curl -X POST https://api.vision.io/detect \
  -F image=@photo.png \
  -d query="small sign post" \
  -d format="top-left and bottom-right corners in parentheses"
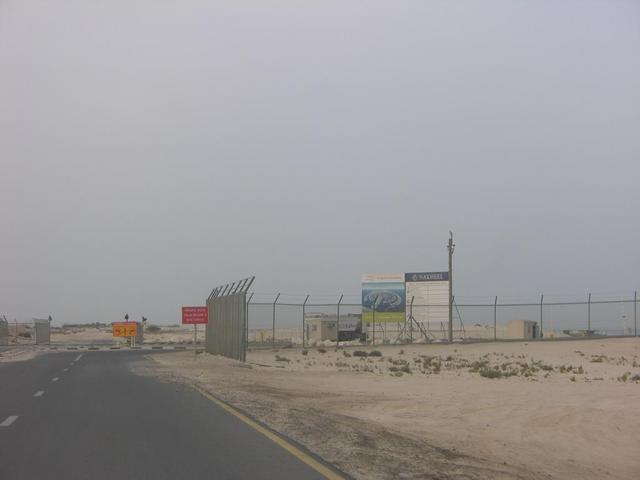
top-left (182, 307), bottom-right (208, 355)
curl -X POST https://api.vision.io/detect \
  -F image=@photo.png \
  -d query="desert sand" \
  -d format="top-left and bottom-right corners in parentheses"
top-left (0, 348), bottom-right (37, 364)
top-left (145, 338), bottom-right (640, 480)
top-left (49, 326), bottom-right (203, 344)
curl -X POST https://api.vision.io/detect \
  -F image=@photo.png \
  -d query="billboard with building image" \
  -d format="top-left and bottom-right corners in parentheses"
top-left (361, 273), bottom-right (406, 323)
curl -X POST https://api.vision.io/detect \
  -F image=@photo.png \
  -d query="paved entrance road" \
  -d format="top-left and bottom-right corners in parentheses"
top-left (0, 351), bottom-right (334, 480)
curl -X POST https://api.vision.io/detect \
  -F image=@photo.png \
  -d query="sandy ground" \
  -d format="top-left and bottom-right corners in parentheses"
top-left (142, 338), bottom-right (640, 480)
top-left (0, 348), bottom-right (38, 364)
top-left (49, 326), bottom-right (203, 344)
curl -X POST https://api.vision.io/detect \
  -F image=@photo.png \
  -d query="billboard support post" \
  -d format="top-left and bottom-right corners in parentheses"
top-left (447, 232), bottom-right (455, 343)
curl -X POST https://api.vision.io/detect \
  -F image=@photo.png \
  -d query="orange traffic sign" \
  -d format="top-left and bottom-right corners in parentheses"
top-left (112, 322), bottom-right (137, 337)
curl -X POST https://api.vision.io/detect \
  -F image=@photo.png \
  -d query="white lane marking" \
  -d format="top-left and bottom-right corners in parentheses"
top-left (63, 368), bottom-right (68, 372)
top-left (0, 416), bottom-right (18, 427)
top-left (52, 377), bottom-right (59, 382)
top-left (69, 362), bottom-right (74, 366)
top-left (34, 391), bottom-right (45, 397)
top-left (74, 354), bottom-right (83, 362)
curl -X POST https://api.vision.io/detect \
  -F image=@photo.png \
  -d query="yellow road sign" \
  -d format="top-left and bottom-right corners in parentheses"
top-left (112, 322), bottom-right (137, 337)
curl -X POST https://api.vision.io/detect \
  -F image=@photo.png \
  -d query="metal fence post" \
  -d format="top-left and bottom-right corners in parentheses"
top-left (451, 295), bottom-right (455, 341)
top-left (409, 296), bottom-right (414, 344)
top-left (272, 293), bottom-right (280, 349)
top-left (302, 294), bottom-right (309, 348)
top-left (540, 294), bottom-right (544, 339)
top-left (447, 232), bottom-right (455, 344)
top-left (588, 292), bottom-right (591, 331)
top-left (494, 296), bottom-right (498, 341)
top-left (246, 292), bottom-right (253, 354)
top-left (336, 294), bottom-right (343, 349)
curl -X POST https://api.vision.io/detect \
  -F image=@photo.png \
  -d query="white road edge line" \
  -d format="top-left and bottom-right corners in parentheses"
top-left (74, 354), bottom-right (83, 362)
top-left (0, 416), bottom-right (18, 427)
top-left (52, 377), bottom-right (59, 382)
top-left (34, 391), bottom-right (45, 397)
top-left (63, 368), bottom-right (68, 372)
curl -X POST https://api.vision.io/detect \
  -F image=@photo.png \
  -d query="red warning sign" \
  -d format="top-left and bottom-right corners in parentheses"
top-left (182, 306), bottom-right (208, 325)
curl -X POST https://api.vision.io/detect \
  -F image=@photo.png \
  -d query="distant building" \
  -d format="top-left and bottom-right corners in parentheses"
top-left (305, 313), bottom-right (362, 342)
top-left (0, 318), bottom-right (8, 346)
top-left (506, 320), bottom-right (539, 339)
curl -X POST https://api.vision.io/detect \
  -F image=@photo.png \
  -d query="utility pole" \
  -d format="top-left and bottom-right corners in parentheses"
top-left (447, 231), bottom-right (455, 343)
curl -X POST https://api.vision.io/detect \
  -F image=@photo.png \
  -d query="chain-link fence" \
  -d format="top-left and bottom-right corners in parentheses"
top-left (245, 292), bottom-right (639, 348)
top-left (0, 320), bottom-right (51, 346)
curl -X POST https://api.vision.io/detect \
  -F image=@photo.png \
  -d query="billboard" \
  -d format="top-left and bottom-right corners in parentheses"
top-left (405, 272), bottom-right (450, 325)
top-left (112, 322), bottom-right (137, 337)
top-left (182, 306), bottom-right (208, 325)
top-left (361, 273), bottom-right (406, 323)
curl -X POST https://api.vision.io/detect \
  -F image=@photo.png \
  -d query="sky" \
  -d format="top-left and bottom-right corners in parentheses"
top-left (1, 1), bottom-right (639, 325)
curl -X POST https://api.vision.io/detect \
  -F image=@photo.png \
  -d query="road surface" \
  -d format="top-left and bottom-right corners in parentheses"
top-left (0, 351), bottom-right (338, 479)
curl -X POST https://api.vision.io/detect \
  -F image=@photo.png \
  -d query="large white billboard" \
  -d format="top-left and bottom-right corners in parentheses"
top-left (405, 272), bottom-right (450, 325)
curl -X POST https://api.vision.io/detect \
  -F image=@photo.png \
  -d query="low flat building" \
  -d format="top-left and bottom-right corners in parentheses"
top-left (0, 319), bottom-right (8, 346)
top-left (305, 313), bottom-right (362, 342)
top-left (506, 319), bottom-right (539, 339)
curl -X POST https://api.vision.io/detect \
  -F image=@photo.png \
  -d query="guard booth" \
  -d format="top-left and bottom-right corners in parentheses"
top-left (134, 322), bottom-right (144, 344)
top-left (0, 318), bottom-right (8, 346)
top-left (506, 320), bottom-right (539, 340)
top-left (34, 320), bottom-right (51, 345)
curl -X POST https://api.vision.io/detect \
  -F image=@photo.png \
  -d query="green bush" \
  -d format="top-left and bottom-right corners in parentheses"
top-left (389, 364), bottom-right (412, 374)
top-left (469, 360), bottom-right (489, 372)
top-left (479, 368), bottom-right (503, 379)
top-left (145, 325), bottom-right (161, 333)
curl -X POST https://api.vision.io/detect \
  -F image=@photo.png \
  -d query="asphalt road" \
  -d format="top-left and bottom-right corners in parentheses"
top-left (0, 351), bottom-right (334, 480)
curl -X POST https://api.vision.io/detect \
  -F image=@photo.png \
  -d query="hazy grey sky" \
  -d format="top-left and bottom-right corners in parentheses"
top-left (1, 1), bottom-right (639, 324)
